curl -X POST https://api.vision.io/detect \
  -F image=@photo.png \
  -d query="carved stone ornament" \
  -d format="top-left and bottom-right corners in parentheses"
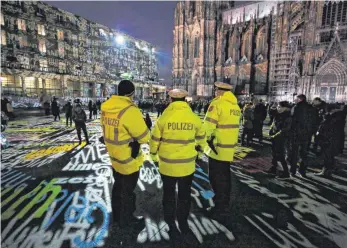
top-left (240, 55), bottom-right (248, 63)
top-left (225, 57), bottom-right (233, 65)
top-left (256, 54), bottom-right (264, 62)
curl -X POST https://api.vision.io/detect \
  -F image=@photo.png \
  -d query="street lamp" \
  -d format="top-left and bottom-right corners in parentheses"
top-left (116, 35), bottom-right (124, 44)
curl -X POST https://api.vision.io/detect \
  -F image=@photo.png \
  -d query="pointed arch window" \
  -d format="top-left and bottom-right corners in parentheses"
top-left (194, 37), bottom-right (199, 58)
top-left (184, 38), bottom-right (189, 58)
top-left (256, 28), bottom-right (267, 57)
top-left (243, 33), bottom-right (251, 58)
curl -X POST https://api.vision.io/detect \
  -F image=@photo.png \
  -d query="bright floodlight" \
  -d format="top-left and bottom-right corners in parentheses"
top-left (152, 47), bottom-right (155, 53)
top-left (116, 35), bottom-right (124, 44)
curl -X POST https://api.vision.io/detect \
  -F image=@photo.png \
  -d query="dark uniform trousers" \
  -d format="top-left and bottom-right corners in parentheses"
top-left (272, 137), bottom-right (289, 174)
top-left (208, 157), bottom-right (231, 210)
top-left (112, 170), bottom-right (139, 226)
top-left (161, 173), bottom-right (193, 231)
top-left (66, 114), bottom-right (72, 127)
top-left (75, 121), bottom-right (89, 143)
top-left (290, 138), bottom-right (310, 175)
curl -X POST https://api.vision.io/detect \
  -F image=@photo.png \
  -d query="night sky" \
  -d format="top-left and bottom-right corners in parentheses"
top-left (48, 1), bottom-right (177, 85)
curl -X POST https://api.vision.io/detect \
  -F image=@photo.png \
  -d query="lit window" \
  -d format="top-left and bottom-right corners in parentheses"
top-left (40, 59), bottom-right (48, 71)
top-left (18, 36), bottom-right (27, 47)
top-left (37, 7), bottom-right (44, 16)
top-left (1, 12), bottom-right (4, 26)
top-left (17, 19), bottom-right (26, 31)
top-left (58, 42), bottom-right (64, 57)
top-left (57, 30), bottom-right (64, 40)
top-left (99, 29), bottom-right (106, 37)
top-left (38, 40), bottom-right (46, 53)
top-left (73, 47), bottom-right (78, 57)
top-left (59, 62), bottom-right (66, 73)
top-left (37, 24), bottom-right (45, 36)
top-left (57, 15), bottom-right (63, 22)
top-left (24, 77), bottom-right (36, 89)
top-left (1, 30), bottom-right (6, 45)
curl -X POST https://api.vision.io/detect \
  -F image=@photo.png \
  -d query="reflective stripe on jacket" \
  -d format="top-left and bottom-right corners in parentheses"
top-left (101, 96), bottom-right (150, 175)
top-left (203, 91), bottom-right (241, 162)
top-left (150, 101), bottom-right (206, 177)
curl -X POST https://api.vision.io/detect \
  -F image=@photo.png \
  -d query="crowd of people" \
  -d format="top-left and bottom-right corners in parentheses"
top-left (2, 79), bottom-right (347, 246)
top-left (239, 96), bottom-right (346, 178)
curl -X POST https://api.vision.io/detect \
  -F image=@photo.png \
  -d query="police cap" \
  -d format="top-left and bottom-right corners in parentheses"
top-left (168, 89), bottom-right (188, 98)
top-left (214, 81), bottom-right (232, 91)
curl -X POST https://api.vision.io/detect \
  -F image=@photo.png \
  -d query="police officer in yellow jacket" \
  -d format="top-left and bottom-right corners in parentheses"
top-left (150, 89), bottom-right (206, 242)
top-left (101, 80), bottom-right (150, 227)
top-left (203, 82), bottom-right (241, 216)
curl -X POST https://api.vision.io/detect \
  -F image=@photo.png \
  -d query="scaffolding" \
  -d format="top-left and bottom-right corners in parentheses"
top-left (269, 19), bottom-right (299, 101)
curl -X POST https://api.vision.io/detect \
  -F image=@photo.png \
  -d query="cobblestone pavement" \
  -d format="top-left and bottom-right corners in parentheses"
top-left (1, 112), bottom-right (347, 248)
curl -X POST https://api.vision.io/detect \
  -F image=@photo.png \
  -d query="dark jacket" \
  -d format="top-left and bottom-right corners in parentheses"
top-left (51, 100), bottom-right (59, 115)
top-left (243, 106), bottom-right (254, 129)
top-left (270, 111), bottom-right (292, 139)
top-left (317, 111), bottom-right (340, 155)
top-left (88, 100), bottom-right (93, 111)
top-left (313, 101), bottom-right (327, 129)
top-left (92, 103), bottom-right (98, 115)
top-left (65, 102), bottom-right (73, 116)
top-left (72, 106), bottom-right (87, 123)
top-left (291, 101), bottom-right (316, 141)
top-left (254, 103), bottom-right (267, 122)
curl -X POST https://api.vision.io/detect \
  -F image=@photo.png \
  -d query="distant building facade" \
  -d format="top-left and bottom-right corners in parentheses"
top-left (173, 1), bottom-right (347, 102)
top-left (1, 1), bottom-right (166, 99)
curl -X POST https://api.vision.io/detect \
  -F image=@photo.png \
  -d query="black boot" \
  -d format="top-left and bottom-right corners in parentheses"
top-left (266, 166), bottom-right (277, 175)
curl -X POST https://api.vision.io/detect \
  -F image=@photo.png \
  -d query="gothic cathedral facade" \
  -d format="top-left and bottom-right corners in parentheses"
top-left (172, 1), bottom-right (347, 102)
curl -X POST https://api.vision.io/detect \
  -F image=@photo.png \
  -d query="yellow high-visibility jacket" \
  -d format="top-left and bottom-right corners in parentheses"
top-left (150, 101), bottom-right (207, 177)
top-left (101, 96), bottom-right (150, 175)
top-left (203, 91), bottom-right (241, 162)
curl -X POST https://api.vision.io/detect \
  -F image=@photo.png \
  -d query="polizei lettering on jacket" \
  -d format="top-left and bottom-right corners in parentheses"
top-left (230, 109), bottom-right (241, 116)
top-left (167, 122), bottom-right (194, 130)
top-left (103, 117), bottom-right (119, 127)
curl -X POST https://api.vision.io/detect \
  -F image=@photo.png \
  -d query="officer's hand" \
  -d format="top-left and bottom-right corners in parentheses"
top-left (129, 141), bottom-right (140, 159)
top-left (150, 153), bottom-right (159, 162)
top-left (195, 145), bottom-right (202, 152)
top-left (99, 136), bottom-right (105, 144)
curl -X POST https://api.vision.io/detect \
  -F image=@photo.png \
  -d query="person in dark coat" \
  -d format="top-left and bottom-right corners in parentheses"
top-left (51, 97), bottom-right (60, 121)
top-left (92, 102), bottom-right (98, 119)
top-left (289, 94), bottom-right (316, 177)
top-left (1, 98), bottom-right (9, 114)
top-left (155, 101), bottom-right (162, 117)
top-left (267, 101), bottom-right (292, 178)
top-left (311, 97), bottom-right (327, 152)
top-left (96, 100), bottom-right (102, 111)
top-left (268, 102), bottom-right (277, 125)
top-left (88, 100), bottom-right (93, 120)
top-left (315, 104), bottom-right (341, 177)
top-left (204, 101), bottom-right (209, 114)
top-left (241, 103), bottom-right (254, 146)
top-left (72, 103), bottom-right (90, 145)
top-left (334, 104), bottom-right (347, 154)
top-left (253, 99), bottom-right (267, 143)
top-left (65, 100), bottom-right (73, 127)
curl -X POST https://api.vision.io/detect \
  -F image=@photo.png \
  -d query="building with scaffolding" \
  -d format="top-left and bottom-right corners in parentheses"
top-left (1, 1), bottom-right (166, 100)
top-left (173, 1), bottom-right (347, 102)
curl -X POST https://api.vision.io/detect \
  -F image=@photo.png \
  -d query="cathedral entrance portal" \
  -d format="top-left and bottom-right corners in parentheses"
top-left (315, 59), bottom-right (347, 102)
